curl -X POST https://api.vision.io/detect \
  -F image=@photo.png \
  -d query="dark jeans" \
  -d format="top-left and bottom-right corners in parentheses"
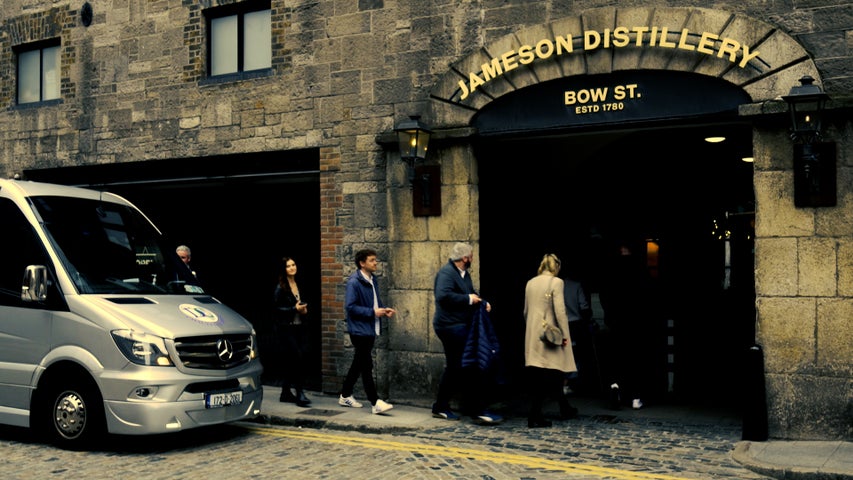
top-left (434, 324), bottom-right (486, 415)
top-left (341, 334), bottom-right (378, 404)
top-left (568, 320), bottom-right (598, 394)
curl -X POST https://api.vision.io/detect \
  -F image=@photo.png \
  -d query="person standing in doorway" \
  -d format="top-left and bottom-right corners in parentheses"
top-left (563, 268), bottom-right (596, 396)
top-left (339, 248), bottom-right (395, 415)
top-left (524, 253), bottom-right (579, 428)
top-left (431, 242), bottom-right (503, 425)
top-left (273, 256), bottom-right (311, 407)
top-left (175, 244), bottom-right (204, 290)
top-left (176, 245), bottom-right (197, 279)
top-left (600, 242), bottom-right (652, 410)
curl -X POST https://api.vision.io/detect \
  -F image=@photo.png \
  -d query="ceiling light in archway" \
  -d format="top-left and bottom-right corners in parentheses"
top-left (705, 136), bottom-right (726, 143)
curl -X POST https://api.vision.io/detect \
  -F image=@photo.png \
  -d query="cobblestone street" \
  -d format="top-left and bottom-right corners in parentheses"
top-left (0, 393), bottom-right (772, 480)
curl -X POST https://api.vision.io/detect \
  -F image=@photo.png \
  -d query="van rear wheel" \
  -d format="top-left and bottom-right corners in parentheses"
top-left (44, 376), bottom-right (105, 450)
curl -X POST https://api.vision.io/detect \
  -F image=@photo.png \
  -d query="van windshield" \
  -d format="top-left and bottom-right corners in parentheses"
top-left (31, 196), bottom-right (203, 295)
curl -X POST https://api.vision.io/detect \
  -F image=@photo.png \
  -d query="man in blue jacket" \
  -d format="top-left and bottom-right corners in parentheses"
top-left (339, 248), bottom-right (395, 415)
top-left (431, 242), bottom-right (503, 425)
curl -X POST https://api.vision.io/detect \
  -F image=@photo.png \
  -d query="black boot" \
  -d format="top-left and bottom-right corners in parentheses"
top-left (528, 417), bottom-right (552, 428)
top-left (295, 389), bottom-right (311, 407)
top-left (279, 388), bottom-right (297, 403)
top-left (609, 383), bottom-right (622, 410)
top-left (559, 397), bottom-right (578, 420)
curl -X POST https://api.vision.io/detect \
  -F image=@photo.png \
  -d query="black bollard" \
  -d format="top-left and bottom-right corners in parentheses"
top-left (742, 344), bottom-right (769, 441)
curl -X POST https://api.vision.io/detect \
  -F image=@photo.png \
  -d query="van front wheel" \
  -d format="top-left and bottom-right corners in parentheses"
top-left (44, 376), bottom-right (105, 450)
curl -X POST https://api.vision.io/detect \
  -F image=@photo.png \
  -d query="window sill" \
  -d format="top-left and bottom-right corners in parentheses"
top-left (199, 68), bottom-right (274, 86)
top-left (13, 99), bottom-right (62, 110)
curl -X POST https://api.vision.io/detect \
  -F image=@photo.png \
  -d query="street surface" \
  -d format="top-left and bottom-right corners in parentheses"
top-left (0, 410), bottom-right (771, 479)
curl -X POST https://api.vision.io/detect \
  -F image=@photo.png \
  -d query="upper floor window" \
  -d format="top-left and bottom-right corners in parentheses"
top-left (207, 3), bottom-right (271, 77)
top-left (16, 40), bottom-right (61, 104)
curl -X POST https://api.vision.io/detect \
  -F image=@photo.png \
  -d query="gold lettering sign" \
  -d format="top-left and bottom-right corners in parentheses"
top-left (457, 27), bottom-right (760, 100)
top-left (565, 84), bottom-right (639, 115)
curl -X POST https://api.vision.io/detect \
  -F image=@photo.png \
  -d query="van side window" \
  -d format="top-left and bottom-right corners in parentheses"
top-left (0, 198), bottom-right (53, 307)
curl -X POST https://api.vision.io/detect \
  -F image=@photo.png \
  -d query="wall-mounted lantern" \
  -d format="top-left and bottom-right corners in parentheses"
top-left (395, 115), bottom-right (431, 167)
top-left (395, 116), bottom-right (440, 216)
top-left (782, 75), bottom-right (835, 207)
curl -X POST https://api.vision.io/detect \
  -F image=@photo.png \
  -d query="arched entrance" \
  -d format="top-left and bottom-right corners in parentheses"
top-left (470, 69), bottom-right (755, 407)
top-left (422, 5), bottom-right (819, 409)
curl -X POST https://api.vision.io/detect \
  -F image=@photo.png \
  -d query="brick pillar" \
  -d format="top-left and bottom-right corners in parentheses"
top-left (319, 147), bottom-right (344, 393)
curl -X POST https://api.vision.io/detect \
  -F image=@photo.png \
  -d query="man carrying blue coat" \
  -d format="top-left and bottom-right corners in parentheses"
top-left (431, 242), bottom-right (503, 425)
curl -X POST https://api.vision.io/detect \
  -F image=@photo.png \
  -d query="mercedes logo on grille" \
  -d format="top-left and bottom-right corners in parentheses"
top-left (216, 339), bottom-right (234, 362)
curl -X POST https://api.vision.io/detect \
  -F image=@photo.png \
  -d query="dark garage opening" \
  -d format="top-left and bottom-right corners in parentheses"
top-left (25, 149), bottom-right (323, 389)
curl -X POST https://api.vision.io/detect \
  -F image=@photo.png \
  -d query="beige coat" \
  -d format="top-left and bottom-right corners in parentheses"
top-left (524, 273), bottom-right (578, 373)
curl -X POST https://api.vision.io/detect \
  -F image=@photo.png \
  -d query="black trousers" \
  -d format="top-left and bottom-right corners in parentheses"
top-left (277, 322), bottom-right (308, 392)
top-left (341, 334), bottom-right (379, 404)
top-left (526, 366), bottom-right (567, 421)
top-left (434, 324), bottom-right (487, 415)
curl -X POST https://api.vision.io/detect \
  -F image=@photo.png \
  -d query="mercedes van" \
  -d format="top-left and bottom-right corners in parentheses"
top-left (0, 179), bottom-right (263, 448)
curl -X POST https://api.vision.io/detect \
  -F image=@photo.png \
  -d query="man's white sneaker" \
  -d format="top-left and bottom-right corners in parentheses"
top-left (632, 398), bottom-right (644, 410)
top-left (338, 395), bottom-right (363, 408)
top-left (372, 399), bottom-right (394, 414)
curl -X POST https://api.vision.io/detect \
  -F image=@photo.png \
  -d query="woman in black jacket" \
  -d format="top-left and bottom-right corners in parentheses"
top-left (273, 256), bottom-right (311, 407)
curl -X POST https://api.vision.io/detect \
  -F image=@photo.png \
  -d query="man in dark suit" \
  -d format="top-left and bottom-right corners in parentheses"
top-left (176, 245), bottom-right (196, 278)
top-left (431, 242), bottom-right (502, 425)
top-left (175, 244), bottom-right (206, 291)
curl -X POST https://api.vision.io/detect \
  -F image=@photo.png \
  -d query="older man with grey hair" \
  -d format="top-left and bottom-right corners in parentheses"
top-left (431, 242), bottom-right (502, 425)
top-left (176, 245), bottom-right (197, 279)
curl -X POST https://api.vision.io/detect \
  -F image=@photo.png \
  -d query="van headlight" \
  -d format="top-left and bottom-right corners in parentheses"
top-left (111, 330), bottom-right (174, 366)
top-left (251, 329), bottom-right (259, 360)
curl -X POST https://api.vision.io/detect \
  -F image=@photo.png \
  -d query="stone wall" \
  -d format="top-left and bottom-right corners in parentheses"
top-left (385, 143), bottom-right (483, 400)
top-left (751, 105), bottom-right (853, 440)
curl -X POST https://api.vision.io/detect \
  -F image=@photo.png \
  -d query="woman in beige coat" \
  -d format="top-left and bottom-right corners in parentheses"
top-left (524, 253), bottom-right (579, 427)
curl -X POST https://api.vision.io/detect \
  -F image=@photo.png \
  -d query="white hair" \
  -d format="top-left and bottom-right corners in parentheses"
top-left (449, 242), bottom-right (473, 261)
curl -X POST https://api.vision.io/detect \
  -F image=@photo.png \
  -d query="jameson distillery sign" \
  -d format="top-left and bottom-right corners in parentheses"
top-left (456, 26), bottom-right (760, 101)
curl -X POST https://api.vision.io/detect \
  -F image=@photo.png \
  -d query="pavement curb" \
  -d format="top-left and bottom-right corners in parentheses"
top-left (733, 442), bottom-right (790, 480)
top-left (733, 441), bottom-right (853, 480)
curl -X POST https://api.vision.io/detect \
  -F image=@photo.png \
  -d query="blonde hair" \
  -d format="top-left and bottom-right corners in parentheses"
top-left (537, 253), bottom-right (561, 275)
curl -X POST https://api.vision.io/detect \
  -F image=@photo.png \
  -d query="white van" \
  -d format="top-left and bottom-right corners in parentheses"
top-left (0, 179), bottom-right (263, 449)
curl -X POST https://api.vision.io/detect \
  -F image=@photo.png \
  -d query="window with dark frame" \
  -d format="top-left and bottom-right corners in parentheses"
top-left (16, 39), bottom-right (61, 105)
top-left (206, 2), bottom-right (272, 78)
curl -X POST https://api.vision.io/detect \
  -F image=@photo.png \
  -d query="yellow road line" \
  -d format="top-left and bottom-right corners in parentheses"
top-left (245, 425), bottom-right (694, 480)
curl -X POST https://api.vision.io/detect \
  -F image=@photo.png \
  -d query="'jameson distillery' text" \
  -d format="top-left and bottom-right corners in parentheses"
top-left (457, 26), bottom-right (761, 100)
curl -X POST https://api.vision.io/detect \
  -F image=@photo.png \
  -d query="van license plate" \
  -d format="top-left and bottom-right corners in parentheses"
top-left (205, 390), bottom-right (243, 409)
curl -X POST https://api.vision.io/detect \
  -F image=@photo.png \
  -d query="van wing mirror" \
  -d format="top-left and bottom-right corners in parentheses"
top-left (21, 265), bottom-right (48, 302)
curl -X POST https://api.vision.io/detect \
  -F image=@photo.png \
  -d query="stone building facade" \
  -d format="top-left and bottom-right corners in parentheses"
top-left (1, 0), bottom-right (851, 440)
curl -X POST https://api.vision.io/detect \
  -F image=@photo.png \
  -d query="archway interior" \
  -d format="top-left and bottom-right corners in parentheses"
top-left (477, 122), bottom-right (755, 409)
